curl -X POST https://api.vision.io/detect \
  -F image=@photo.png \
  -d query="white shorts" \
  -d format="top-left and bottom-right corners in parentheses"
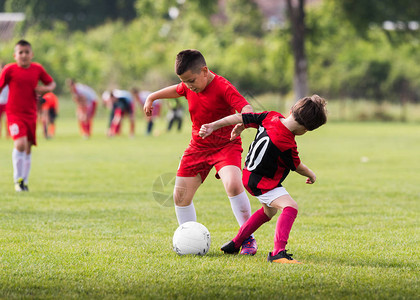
top-left (256, 187), bottom-right (289, 207)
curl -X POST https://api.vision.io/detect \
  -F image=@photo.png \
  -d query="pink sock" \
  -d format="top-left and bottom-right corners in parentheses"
top-left (232, 207), bottom-right (271, 248)
top-left (272, 206), bottom-right (298, 256)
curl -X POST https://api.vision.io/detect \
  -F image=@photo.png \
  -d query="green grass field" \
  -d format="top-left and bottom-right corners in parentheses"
top-left (0, 100), bottom-right (419, 299)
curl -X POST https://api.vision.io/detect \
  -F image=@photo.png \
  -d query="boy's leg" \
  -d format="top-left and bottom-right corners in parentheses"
top-left (23, 142), bottom-right (33, 188)
top-left (12, 137), bottom-right (28, 191)
top-left (270, 195), bottom-right (298, 256)
top-left (218, 165), bottom-right (252, 226)
top-left (84, 102), bottom-right (95, 137)
top-left (231, 206), bottom-right (274, 247)
top-left (174, 175), bottom-right (202, 225)
top-left (219, 165), bottom-right (260, 255)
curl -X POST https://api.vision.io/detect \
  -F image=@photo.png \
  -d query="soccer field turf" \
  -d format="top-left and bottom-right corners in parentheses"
top-left (0, 108), bottom-right (418, 299)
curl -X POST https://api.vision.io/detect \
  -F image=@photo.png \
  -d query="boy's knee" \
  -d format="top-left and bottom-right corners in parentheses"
top-left (224, 181), bottom-right (244, 197)
top-left (286, 201), bottom-right (298, 211)
top-left (173, 187), bottom-right (191, 207)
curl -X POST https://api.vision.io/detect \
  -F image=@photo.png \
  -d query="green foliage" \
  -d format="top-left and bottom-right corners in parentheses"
top-left (224, 0), bottom-right (264, 37)
top-left (307, 0), bottom-right (420, 102)
top-left (3, 0), bottom-right (137, 31)
top-left (1, 0), bottom-right (419, 102)
top-left (336, 0), bottom-right (420, 34)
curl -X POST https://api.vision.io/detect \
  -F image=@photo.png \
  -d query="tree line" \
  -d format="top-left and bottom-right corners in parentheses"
top-left (0, 0), bottom-right (419, 103)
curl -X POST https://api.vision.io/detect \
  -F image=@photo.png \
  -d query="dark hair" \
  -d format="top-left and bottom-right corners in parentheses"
top-left (175, 49), bottom-right (206, 75)
top-left (291, 94), bottom-right (327, 131)
top-left (15, 39), bottom-right (32, 48)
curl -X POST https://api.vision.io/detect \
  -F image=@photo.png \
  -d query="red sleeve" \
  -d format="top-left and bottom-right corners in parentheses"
top-left (292, 148), bottom-right (301, 170)
top-left (37, 64), bottom-right (53, 85)
top-left (224, 84), bottom-right (250, 112)
top-left (0, 64), bottom-right (12, 89)
top-left (176, 82), bottom-right (187, 96)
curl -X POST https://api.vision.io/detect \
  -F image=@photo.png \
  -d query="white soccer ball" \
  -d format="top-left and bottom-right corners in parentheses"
top-left (173, 221), bottom-right (211, 256)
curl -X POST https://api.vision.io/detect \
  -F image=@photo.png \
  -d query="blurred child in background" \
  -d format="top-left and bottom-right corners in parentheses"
top-left (39, 92), bottom-right (59, 139)
top-left (67, 79), bottom-right (97, 138)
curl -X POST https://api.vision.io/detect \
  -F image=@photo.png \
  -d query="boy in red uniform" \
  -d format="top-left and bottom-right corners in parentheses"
top-left (39, 92), bottom-right (59, 139)
top-left (144, 49), bottom-right (258, 255)
top-left (199, 95), bottom-right (327, 263)
top-left (0, 40), bottom-right (56, 191)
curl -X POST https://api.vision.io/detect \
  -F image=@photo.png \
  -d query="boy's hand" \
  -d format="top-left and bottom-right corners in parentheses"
top-left (199, 124), bottom-right (214, 139)
top-left (143, 98), bottom-right (154, 117)
top-left (35, 85), bottom-right (49, 96)
top-left (230, 123), bottom-right (244, 140)
top-left (306, 177), bottom-right (316, 184)
top-left (306, 172), bottom-right (316, 184)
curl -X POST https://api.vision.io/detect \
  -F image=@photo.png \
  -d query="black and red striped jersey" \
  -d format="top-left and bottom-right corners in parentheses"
top-left (241, 111), bottom-right (301, 196)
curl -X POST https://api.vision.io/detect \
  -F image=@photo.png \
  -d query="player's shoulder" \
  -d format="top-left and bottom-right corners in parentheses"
top-left (262, 111), bottom-right (285, 124)
top-left (30, 62), bottom-right (45, 69)
top-left (2, 63), bottom-right (17, 71)
top-left (213, 73), bottom-right (233, 88)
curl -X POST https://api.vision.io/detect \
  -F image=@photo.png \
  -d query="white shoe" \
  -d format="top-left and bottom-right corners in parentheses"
top-left (15, 178), bottom-right (25, 192)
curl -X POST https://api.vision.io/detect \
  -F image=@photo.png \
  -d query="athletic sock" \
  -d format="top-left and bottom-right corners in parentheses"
top-left (147, 121), bottom-right (153, 135)
top-left (232, 207), bottom-right (271, 248)
top-left (175, 202), bottom-right (197, 225)
top-left (272, 206), bottom-right (298, 256)
top-left (12, 149), bottom-right (25, 182)
top-left (23, 153), bottom-right (31, 184)
top-left (228, 191), bottom-right (252, 227)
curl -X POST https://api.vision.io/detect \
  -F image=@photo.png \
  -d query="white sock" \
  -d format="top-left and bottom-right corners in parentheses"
top-left (12, 149), bottom-right (25, 182)
top-left (229, 191), bottom-right (252, 226)
top-left (175, 202), bottom-right (197, 225)
top-left (23, 153), bottom-right (31, 184)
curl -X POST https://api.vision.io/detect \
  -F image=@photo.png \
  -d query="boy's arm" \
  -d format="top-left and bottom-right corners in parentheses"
top-left (199, 113), bottom-right (243, 139)
top-left (229, 104), bottom-right (253, 139)
top-left (35, 81), bottom-right (56, 96)
top-left (241, 104), bottom-right (253, 113)
top-left (144, 85), bottom-right (179, 117)
top-left (295, 162), bottom-right (316, 184)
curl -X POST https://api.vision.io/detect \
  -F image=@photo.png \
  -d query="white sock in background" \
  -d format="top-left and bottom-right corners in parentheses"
top-left (229, 191), bottom-right (252, 226)
top-left (23, 153), bottom-right (31, 184)
top-left (175, 202), bottom-right (197, 225)
top-left (12, 149), bottom-right (25, 182)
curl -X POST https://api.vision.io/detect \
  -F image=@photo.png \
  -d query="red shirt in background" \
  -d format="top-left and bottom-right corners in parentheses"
top-left (0, 62), bottom-right (53, 119)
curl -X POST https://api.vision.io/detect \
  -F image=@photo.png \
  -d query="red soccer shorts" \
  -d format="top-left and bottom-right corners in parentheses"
top-left (7, 114), bottom-right (37, 145)
top-left (177, 141), bottom-right (243, 182)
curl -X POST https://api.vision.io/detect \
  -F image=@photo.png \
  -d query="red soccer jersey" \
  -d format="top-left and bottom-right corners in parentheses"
top-left (241, 111), bottom-right (301, 196)
top-left (176, 72), bottom-right (249, 148)
top-left (41, 92), bottom-right (58, 111)
top-left (0, 62), bottom-right (53, 118)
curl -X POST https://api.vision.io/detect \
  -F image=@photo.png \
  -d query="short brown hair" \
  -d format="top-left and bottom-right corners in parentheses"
top-left (16, 39), bottom-right (31, 48)
top-left (175, 49), bottom-right (206, 75)
top-left (291, 94), bottom-right (327, 131)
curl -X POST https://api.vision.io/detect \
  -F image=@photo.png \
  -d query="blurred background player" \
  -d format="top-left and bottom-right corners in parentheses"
top-left (0, 39), bottom-right (56, 192)
top-left (133, 88), bottom-right (161, 135)
top-left (0, 83), bottom-right (9, 138)
top-left (67, 79), bottom-right (97, 138)
top-left (167, 98), bottom-right (183, 132)
top-left (38, 92), bottom-right (59, 139)
top-left (104, 89), bottom-right (135, 137)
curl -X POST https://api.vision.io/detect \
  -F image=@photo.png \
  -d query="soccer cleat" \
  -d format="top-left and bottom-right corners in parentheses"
top-left (220, 240), bottom-right (240, 254)
top-left (267, 250), bottom-right (303, 264)
top-left (14, 178), bottom-right (25, 192)
top-left (240, 236), bottom-right (258, 255)
top-left (23, 184), bottom-right (29, 191)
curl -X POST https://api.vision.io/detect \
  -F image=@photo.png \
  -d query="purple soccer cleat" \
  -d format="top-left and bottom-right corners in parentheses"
top-left (240, 236), bottom-right (257, 255)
